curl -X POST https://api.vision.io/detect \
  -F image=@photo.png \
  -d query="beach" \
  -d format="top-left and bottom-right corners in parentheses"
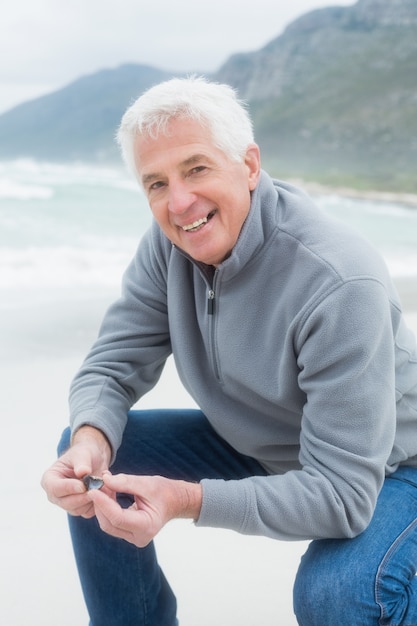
top-left (1, 280), bottom-right (417, 626)
top-left (0, 288), bottom-right (307, 626)
top-left (1, 161), bottom-right (417, 625)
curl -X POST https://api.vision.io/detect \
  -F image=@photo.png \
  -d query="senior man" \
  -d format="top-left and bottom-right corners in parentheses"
top-left (42, 76), bottom-right (417, 626)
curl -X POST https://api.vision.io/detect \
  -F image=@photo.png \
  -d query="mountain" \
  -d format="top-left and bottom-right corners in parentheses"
top-left (215, 0), bottom-right (417, 191)
top-left (0, 0), bottom-right (416, 192)
top-left (0, 64), bottom-right (179, 162)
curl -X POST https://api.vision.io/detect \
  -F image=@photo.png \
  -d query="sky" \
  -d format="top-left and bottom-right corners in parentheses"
top-left (0, 0), bottom-right (355, 114)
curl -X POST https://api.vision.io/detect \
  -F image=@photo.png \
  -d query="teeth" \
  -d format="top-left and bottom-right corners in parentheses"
top-left (182, 217), bottom-right (208, 231)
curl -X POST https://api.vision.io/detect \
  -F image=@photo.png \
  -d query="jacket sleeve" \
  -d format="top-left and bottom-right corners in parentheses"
top-left (69, 228), bottom-right (172, 461)
top-left (197, 278), bottom-right (398, 540)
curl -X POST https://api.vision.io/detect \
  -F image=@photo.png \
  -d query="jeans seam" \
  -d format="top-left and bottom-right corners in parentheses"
top-left (375, 515), bottom-right (417, 625)
top-left (136, 548), bottom-right (149, 626)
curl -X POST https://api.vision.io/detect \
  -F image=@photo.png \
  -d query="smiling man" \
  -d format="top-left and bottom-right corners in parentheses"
top-left (42, 76), bottom-right (417, 626)
top-left (135, 117), bottom-right (260, 267)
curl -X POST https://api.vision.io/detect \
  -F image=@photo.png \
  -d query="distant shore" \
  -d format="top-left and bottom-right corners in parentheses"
top-left (291, 179), bottom-right (417, 209)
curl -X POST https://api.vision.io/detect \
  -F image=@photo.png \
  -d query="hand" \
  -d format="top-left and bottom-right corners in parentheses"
top-left (88, 472), bottom-right (202, 547)
top-left (41, 426), bottom-right (112, 518)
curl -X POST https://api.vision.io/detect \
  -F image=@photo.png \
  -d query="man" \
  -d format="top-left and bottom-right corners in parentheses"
top-left (42, 76), bottom-right (417, 625)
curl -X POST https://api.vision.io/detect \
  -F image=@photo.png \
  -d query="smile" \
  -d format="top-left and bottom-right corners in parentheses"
top-left (181, 211), bottom-right (216, 233)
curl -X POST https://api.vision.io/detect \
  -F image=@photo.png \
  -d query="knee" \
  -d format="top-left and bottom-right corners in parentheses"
top-left (57, 427), bottom-right (71, 457)
top-left (293, 540), bottom-right (378, 626)
top-left (293, 548), bottom-right (344, 626)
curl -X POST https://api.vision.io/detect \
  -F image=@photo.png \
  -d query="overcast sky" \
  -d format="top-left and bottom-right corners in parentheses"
top-left (0, 0), bottom-right (355, 114)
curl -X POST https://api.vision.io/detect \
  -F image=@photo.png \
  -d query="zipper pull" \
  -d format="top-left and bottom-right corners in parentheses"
top-left (207, 289), bottom-right (215, 315)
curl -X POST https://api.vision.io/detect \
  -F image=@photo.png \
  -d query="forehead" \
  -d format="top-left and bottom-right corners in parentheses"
top-left (134, 118), bottom-right (223, 174)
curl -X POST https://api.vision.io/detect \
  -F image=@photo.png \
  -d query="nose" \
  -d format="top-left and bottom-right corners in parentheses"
top-left (167, 181), bottom-right (197, 215)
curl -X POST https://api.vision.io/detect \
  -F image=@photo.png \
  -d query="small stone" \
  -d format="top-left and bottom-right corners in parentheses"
top-left (82, 474), bottom-right (104, 490)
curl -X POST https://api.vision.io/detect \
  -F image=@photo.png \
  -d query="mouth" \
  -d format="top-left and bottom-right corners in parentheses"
top-left (181, 210), bottom-right (216, 233)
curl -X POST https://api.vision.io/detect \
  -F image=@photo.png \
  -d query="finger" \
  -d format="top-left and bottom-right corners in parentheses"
top-left (90, 489), bottom-right (128, 526)
top-left (41, 463), bottom-right (77, 488)
top-left (90, 491), bottom-right (135, 539)
top-left (102, 472), bottom-right (140, 493)
top-left (101, 473), bottom-right (154, 506)
top-left (42, 465), bottom-right (92, 513)
top-left (60, 492), bottom-right (94, 515)
top-left (73, 456), bottom-right (96, 480)
top-left (43, 474), bottom-right (85, 503)
top-left (91, 489), bottom-right (153, 541)
top-left (71, 501), bottom-right (96, 518)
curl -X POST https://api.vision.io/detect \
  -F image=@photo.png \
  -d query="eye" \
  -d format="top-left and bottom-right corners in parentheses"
top-left (148, 180), bottom-right (166, 192)
top-left (188, 165), bottom-right (207, 176)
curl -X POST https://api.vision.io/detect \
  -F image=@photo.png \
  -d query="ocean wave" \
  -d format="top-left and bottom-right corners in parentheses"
top-left (0, 158), bottom-right (139, 192)
top-left (383, 254), bottom-right (417, 279)
top-left (1, 158), bottom-right (416, 287)
top-left (1, 242), bottom-right (416, 293)
top-left (0, 178), bottom-right (54, 200)
top-left (0, 245), bottom-right (134, 289)
top-left (317, 193), bottom-right (417, 220)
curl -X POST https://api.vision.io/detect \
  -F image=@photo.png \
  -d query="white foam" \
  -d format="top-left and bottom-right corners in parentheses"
top-left (384, 254), bottom-right (417, 278)
top-left (0, 178), bottom-right (54, 200)
top-left (0, 158), bottom-right (139, 192)
top-left (0, 244), bottom-right (133, 289)
top-left (0, 159), bottom-right (416, 288)
top-left (1, 240), bottom-right (415, 293)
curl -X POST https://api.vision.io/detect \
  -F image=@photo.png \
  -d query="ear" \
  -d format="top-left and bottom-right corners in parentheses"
top-left (244, 144), bottom-right (261, 191)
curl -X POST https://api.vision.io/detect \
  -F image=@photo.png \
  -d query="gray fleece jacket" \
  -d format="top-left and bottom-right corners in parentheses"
top-left (70, 171), bottom-right (417, 541)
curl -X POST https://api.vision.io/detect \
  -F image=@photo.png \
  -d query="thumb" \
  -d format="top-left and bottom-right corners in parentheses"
top-left (102, 472), bottom-right (135, 493)
top-left (71, 447), bottom-right (94, 480)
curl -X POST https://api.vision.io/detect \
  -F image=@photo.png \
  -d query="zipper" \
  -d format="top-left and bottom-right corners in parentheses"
top-left (207, 289), bottom-right (215, 315)
top-left (172, 246), bottom-right (221, 380)
top-left (207, 274), bottom-right (221, 381)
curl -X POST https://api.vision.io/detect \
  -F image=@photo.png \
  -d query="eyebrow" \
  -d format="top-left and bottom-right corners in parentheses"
top-left (141, 171), bottom-right (162, 186)
top-left (141, 153), bottom-right (214, 186)
top-left (181, 153), bottom-right (212, 168)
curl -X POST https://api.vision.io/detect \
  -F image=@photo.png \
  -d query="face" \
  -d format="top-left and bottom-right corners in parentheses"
top-left (134, 118), bottom-right (260, 266)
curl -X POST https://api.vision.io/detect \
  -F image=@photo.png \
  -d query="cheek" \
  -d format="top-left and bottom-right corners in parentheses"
top-left (150, 202), bottom-right (167, 226)
top-left (228, 192), bottom-right (251, 230)
top-left (150, 206), bottom-right (179, 242)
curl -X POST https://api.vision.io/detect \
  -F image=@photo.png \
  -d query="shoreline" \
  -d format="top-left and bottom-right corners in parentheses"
top-left (4, 158), bottom-right (417, 208)
top-left (290, 179), bottom-right (417, 208)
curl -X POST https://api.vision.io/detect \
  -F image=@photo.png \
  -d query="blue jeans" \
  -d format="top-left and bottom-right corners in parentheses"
top-left (294, 465), bottom-right (417, 626)
top-left (59, 409), bottom-right (417, 625)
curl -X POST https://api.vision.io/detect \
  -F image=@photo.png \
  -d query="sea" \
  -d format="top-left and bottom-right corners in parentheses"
top-left (1, 158), bottom-right (417, 359)
top-left (0, 159), bottom-right (151, 292)
top-left (1, 158), bottom-right (416, 626)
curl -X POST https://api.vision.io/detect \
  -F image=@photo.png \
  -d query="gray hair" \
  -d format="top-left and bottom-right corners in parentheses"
top-left (116, 76), bottom-right (255, 177)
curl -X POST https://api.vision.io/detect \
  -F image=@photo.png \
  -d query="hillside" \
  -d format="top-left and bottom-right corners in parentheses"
top-left (0, 0), bottom-right (416, 192)
top-left (215, 0), bottom-right (417, 191)
top-left (0, 64), bottom-right (178, 161)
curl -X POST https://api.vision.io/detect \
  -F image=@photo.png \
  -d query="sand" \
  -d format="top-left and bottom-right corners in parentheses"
top-left (1, 281), bottom-right (416, 626)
